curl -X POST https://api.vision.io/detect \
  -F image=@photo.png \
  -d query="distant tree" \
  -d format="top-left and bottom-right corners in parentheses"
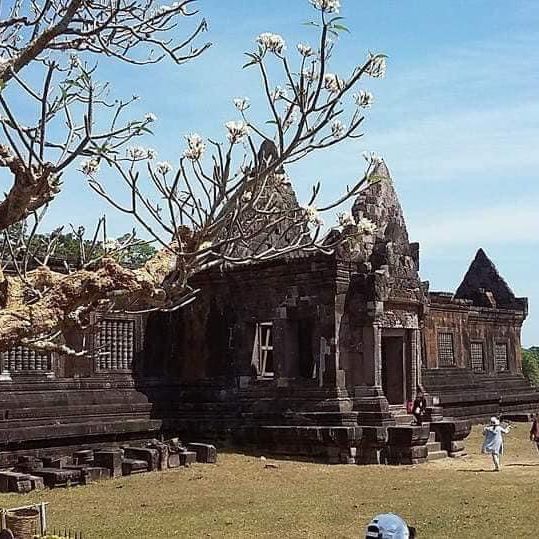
top-left (522, 347), bottom-right (539, 386)
top-left (0, 0), bottom-right (386, 355)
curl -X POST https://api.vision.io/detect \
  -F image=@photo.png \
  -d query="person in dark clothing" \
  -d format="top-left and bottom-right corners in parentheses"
top-left (411, 390), bottom-right (427, 425)
top-left (530, 413), bottom-right (539, 454)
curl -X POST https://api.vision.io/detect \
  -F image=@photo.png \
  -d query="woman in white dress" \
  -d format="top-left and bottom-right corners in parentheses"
top-left (482, 416), bottom-right (511, 471)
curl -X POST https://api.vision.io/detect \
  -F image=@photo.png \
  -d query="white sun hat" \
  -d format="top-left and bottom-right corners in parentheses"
top-left (490, 416), bottom-right (500, 426)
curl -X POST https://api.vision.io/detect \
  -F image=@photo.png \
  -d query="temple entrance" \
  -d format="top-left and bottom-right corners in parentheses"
top-left (381, 335), bottom-right (406, 405)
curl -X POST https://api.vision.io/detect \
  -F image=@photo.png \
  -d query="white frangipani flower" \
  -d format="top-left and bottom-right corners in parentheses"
top-left (225, 121), bottom-right (250, 144)
top-left (365, 54), bottom-right (387, 79)
top-left (303, 205), bottom-right (324, 226)
top-left (127, 146), bottom-right (148, 160)
top-left (156, 161), bottom-right (173, 175)
top-left (271, 86), bottom-right (288, 101)
top-left (242, 191), bottom-right (253, 203)
top-left (356, 217), bottom-right (377, 235)
top-left (183, 133), bottom-right (206, 160)
top-left (310, 0), bottom-right (340, 14)
top-left (256, 32), bottom-right (286, 54)
top-left (331, 120), bottom-right (346, 138)
top-left (198, 241), bottom-right (212, 252)
top-left (157, 4), bottom-right (171, 14)
top-left (80, 158), bottom-right (100, 176)
top-left (233, 97), bottom-right (250, 112)
top-left (297, 43), bottom-right (313, 57)
top-left (302, 68), bottom-right (319, 82)
top-left (338, 211), bottom-right (356, 228)
top-left (362, 151), bottom-right (384, 167)
top-left (283, 105), bottom-right (297, 129)
top-left (354, 90), bottom-right (374, 109)
top-left (144, 112), bottom-right (157, 122)
top-left (323, 73), bottom-right (344, 93)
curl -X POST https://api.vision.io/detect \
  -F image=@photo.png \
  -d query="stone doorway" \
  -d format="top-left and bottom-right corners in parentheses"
top-left (381, 335), bottom-right (406, 405)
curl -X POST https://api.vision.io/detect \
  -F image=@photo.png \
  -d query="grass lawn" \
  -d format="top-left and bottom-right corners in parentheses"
top-left (1, 424), bottom-right (539, 538)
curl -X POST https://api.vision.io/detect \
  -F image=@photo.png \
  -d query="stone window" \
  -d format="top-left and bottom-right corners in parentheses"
top-left (253, 322), bottom-right (274, 377)
top-left (470, 342), bottom-right (485, 373)
top-left (1, 346), bottom-right (52, 373)
top-left (437, 332), bottom-right (455, 366)
top-left (495, 342), bottom-right (509, 372)
top-left (95, 318), bottom-right (136, 371)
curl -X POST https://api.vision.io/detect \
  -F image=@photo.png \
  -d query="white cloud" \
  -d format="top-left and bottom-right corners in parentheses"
top-left (409, 203), bottom-right (539, 251)
top-left (366, 100), bottom-right (539, 182)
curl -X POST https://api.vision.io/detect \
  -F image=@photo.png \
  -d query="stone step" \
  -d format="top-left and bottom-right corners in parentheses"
top-left (427, 450), bottom-right (448, 461)
top-left (394, 414), bottom-right (415, 425)
top-left (426, 441), bottom-right (441, 453)
top-left (121, 458), bottom-right (149, 475)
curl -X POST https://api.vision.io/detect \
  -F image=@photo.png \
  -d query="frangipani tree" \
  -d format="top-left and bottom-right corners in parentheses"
top-left (0, 0), bottom-right (386, 355)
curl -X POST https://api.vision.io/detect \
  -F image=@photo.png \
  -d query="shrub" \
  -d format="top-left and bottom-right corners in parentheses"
top-left (522, 347), bottom-right (539, 386)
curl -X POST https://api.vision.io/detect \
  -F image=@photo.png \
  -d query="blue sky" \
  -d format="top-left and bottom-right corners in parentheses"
top-left (38, 0), bottom-right (538, 344)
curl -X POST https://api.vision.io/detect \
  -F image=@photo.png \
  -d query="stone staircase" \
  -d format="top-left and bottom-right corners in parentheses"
top-left (426, 430), bottom-right (448, 461)
top-left (389, 405), bottom-right (414, 425)
top-left (389, 406), bottom-right (450, 462)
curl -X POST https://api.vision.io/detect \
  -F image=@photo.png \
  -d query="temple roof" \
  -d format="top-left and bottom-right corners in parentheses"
top-left (352, 160), bottom-right (411, 251)
top-left (454, 248), bottom-right (518, 308)
top-left (217, 141), bottom-right (307, 260)
top-left (349, 160), bottom-right (424, 303)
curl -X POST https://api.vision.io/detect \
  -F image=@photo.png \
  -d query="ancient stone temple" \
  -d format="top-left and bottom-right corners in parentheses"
top-left (0, 160), bottom-right (534, 465)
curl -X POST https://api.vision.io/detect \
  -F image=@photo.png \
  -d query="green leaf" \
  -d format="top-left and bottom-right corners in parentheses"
top-left (332, 23), bottom-right (350, 33)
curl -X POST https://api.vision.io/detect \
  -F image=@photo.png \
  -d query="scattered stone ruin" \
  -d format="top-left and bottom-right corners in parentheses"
top-left (0, 156), bottom-right (534, 466)
top-left (0, 441), bottom-right (217, 493)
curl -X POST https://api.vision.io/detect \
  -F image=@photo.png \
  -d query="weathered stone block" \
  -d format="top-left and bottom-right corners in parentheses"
top-left (122, 458), bottom-right (148, 475)
top-left (32, 467), bottom-right (82, 488)
top-left (167, 453), bottom-right (180, 468)
top-left (73, 449), bottom-right (94, 465)
top-left (15, 456), bottom-right (43, 473)
top-left (387, 425), bottom-right (430, 446)
top-left (94, 448), bottom-right (123, 478)
top-left (179, 451), bottom-right (197, 467)
top-left (187, 443), bottom-right (217, 463)
top-left (387, 445), bottom-right (428, 465)
top-left (0, 471), bottom-right (34, 493)
top-left (123, 447), bottom-right (159, 471)
top-left (42, 455), bottom-right (71, 468)
top-left (148, 443), bottom-right (169, 471)
top-left (63, 464), bottom-right (111, 484)
top-left (449, 440), bottom-right (465, 453)
top-left (86, 466), bottom-right (111, 483)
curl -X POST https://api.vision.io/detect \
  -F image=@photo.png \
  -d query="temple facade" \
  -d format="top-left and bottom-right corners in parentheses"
top-left (0, 161), bottom-right (533, 465)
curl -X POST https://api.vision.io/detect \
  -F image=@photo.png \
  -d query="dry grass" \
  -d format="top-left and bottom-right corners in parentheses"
top-left (1, 424), bottom-right (539, 538)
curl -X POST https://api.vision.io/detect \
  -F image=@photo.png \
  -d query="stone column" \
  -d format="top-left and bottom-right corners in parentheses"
top-left (373, 325), bottom-right (382, 388)
top-left (0, 352), bottom-right (12, 382)
top-left (361, 324), bottom-right (382, 387)
top-left (410, 329), bottom-right (421, 396)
